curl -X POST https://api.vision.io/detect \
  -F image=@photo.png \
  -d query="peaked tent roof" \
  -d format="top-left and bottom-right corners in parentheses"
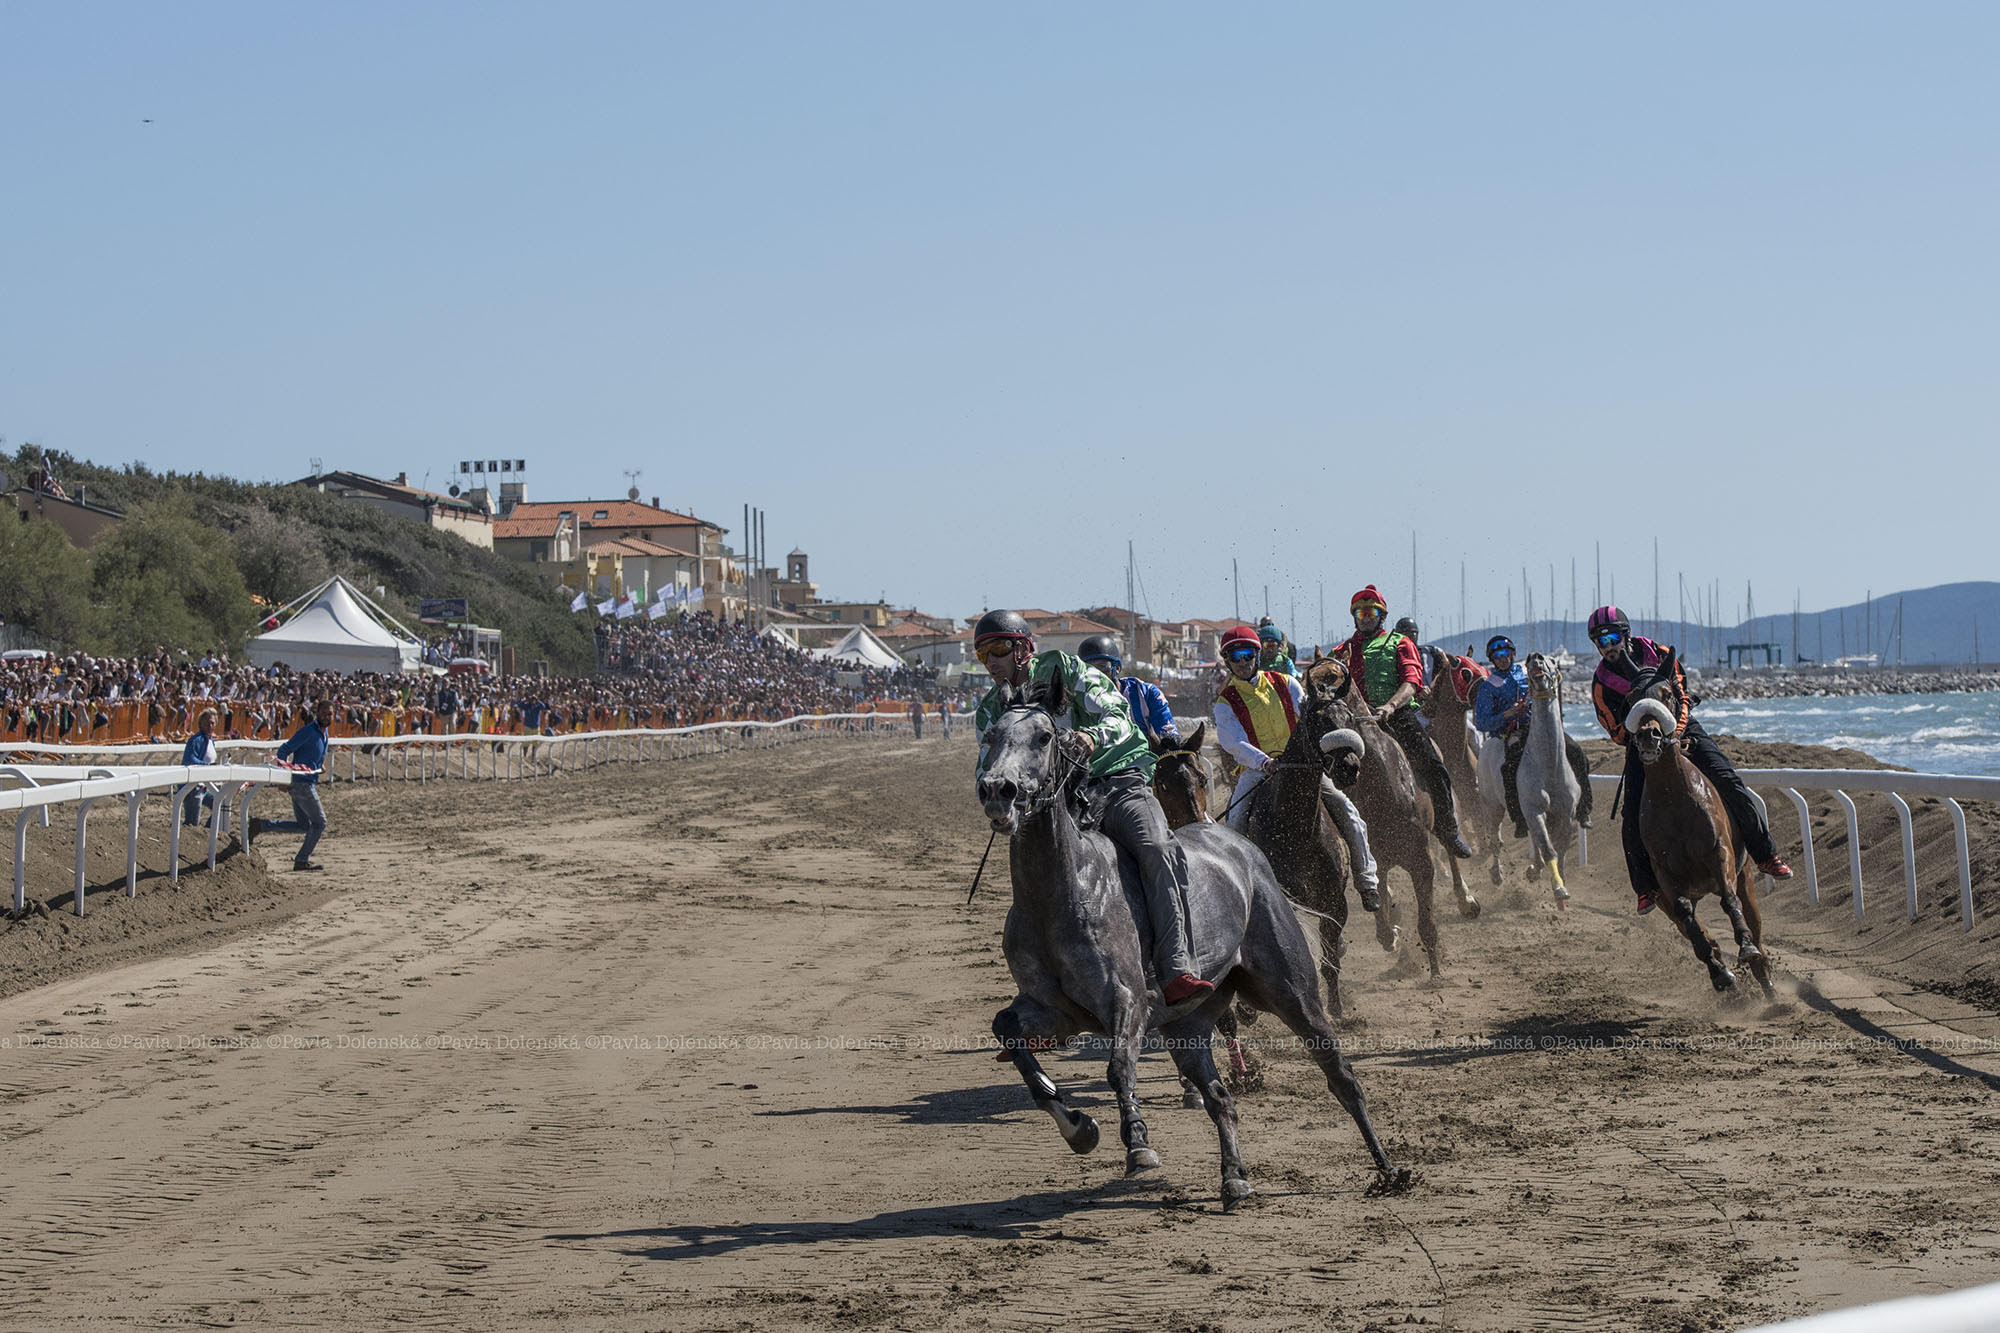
top-left (247, 576), bottom-right (423, 675)
top-left (813, 625), bottom-right (905, 669)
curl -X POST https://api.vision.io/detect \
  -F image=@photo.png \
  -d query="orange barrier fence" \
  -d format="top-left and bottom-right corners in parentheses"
top-left (0, 696), bottom-right (938, 750)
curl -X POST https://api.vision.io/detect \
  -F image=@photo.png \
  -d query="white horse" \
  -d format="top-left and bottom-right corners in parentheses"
top-left (1475, 652), bottom-right (1583, 907)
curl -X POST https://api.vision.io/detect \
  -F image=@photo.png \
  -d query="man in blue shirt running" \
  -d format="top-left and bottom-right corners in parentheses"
top-left (252, 699), bottom-right (332, 871)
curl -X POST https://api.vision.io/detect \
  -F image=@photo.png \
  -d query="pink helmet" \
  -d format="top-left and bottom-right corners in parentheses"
top-left (1587, 605), bottom-right (1629, 639)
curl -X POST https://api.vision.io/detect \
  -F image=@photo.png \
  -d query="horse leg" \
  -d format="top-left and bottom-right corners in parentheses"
top-left (1446, 849), bottom-right (1480, 919)
top-left (1180, 1010), bottom-right (1237, 1107)
top-left (1372, 884), bottom-right (1401, 954)
top-left (1237, 963), bottom-right (1409, 1192)
top-left (1530, 813), bottom-right (1569, 908)
top-left (1409, 849), bottom-right (1444, 979)
top-left (993, 1000), bottom-right (1099, 1154)
top-left (1163, 1016), bottom-right (1252, 1209)
top-left (1315, 913), bottom-right (1346, 1019)
top-left (1107, 1011), bottom-right (1158, 1174)
top-left (1665, 895), bottom-right (1737, 993)
top-left (1733, 869), bottom-right (1777, 1000)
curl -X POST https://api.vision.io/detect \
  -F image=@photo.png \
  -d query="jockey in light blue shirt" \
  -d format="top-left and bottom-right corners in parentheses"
top-left (1078, 634), bottom-right (1179, 744)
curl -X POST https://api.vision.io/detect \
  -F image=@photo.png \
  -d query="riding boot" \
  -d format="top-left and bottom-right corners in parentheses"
top-left (1318, 777), bottom-right (1381, 912)
top-left (1500, 735), bottom-right (1528, 838)
top-left (1096, 772), bottom-right (1201, 986)
top-left (1565, 734), bottom-right (1594, 828)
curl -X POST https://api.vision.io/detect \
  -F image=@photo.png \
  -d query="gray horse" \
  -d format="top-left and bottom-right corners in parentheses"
top-left (977, 674), bottom-right (1408, 1207)
top-left (1474, 652), bottom-right (1583, 906)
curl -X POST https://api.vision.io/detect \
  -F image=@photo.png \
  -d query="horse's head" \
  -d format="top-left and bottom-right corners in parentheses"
top-left (976, 675), bottom-right (1072, 834)
top-left (1301, 654), bottom-right (1368, 787)
top-left (1626, 696), bottom-right (1678, 766)
top-left (1524, 652), bottom-right (1561, 703)
top-left (1150, 721), bottom-right (1212, 827)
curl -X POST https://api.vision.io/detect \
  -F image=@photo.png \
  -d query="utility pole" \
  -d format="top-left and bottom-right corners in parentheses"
top-left (1653, 537), bottom-right (1660, 642)
top-left (1319, 581), bottom-right (1325, 653)
top-left (1233, 559), bottom-right (1240, 623)
top-left (1263, 584), bottom-right (1269, 620)
top-left (1411, 530), bottom-right (1418, 627)
top-left (1461, 561), bottom-right (1467, 642)
top-left (1127, 540), bottom-right (1138, 666)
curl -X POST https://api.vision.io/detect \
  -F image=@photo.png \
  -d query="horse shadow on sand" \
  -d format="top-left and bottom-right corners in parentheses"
top-left (545, 1181), bottom-right (1162, 1261)
top-left (1350, 1013), bottom-right (1654, 1070)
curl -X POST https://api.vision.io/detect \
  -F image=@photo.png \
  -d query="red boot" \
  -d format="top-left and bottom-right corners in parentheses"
top-left (1636, 893), bottom-right (1656, 916)
top-left (1164, 973), bottom-right (1216, 1004)
top-left (1756, 857), bottom-right (1795, 880)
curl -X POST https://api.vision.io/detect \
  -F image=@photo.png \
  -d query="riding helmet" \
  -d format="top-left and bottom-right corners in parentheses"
top-left (1486, 634), bottom-right (1515, 660)
top-left (1393, 617), bottom-right (1420, 639)
top-left (973, 609), bottom-right (1035, 649)
top-left (1350, 585), bottom-right (1387, 615)
top-left (1077, 633), bottom-right (1122, 666)
top-left (1257, 624), bottom-right (1284, 643)
top-left (1586, 605), bottom-right (1629, 640)
top-left (1219, 624), bottom-right (1262, 655)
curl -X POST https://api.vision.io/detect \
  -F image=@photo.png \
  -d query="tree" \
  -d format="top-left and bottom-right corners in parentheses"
top-left (0, 507), bottom-right (94, 647)
top-left (91, 500), bottom-right (257, 654)
top-left (232, 507), bottom-right (332, 605)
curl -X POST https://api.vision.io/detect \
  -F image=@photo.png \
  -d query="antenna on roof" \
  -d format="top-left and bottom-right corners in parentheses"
top-left (623, 468), bottom-right (643, 502)
top-left (309, 456), bottom-right (323, 476)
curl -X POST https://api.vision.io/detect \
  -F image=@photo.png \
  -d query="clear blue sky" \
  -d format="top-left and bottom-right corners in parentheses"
top-left (6, 3), bottom-right (1995, 644)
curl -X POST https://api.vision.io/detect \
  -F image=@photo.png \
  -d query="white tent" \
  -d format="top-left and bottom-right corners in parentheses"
top-left (812, 625), bottom-right (904, 670)
top-left (247, 576), bottom-right (423, 675)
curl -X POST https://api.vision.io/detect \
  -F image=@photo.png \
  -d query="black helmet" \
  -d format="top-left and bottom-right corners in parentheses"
top-left (1486, 634), bottom-right (1516, 660)
top-left (1393, 617), bottom-right (1420, 639)
top-left (1077, 634), bottom-right (1121, 666)
top-left (973, 609), bottom-right (1034, 648)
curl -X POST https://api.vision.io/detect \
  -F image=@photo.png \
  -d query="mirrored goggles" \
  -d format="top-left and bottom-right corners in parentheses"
top-left (1223, 646), bottom-right (1260, 662)
top-left (1593, 630), bottom-right (1623, 648)
top-left (977, 639), bottom-right (1022, 662)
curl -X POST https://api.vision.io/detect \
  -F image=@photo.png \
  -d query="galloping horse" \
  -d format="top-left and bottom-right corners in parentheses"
top-left (1303, 655), bottom-right (1478, 977)
top-left (1473, 652), bottom-right (1581, 906)
top-left (1418, 645), bottom-right (1489, 916)
top-left (1627, 655), bottom-right (1776, 1000)
top-left (980, 674), bottom-right (1408, 1204)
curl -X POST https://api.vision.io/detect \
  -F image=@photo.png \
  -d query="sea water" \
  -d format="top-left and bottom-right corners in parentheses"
top-left (1691, 692), bottom-right (2000, 778)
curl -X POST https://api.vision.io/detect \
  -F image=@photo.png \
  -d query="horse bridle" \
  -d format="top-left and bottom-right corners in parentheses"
top-left (991, 702), bottom-right (1083, 817)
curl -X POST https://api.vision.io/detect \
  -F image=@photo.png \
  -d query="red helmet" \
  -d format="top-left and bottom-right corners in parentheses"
top-left (1350, 585), bottom-right (1387, 615)
top-left (1219, 624), bottom-right (1262, 655)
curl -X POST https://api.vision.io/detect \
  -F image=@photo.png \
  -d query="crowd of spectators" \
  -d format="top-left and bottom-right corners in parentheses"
top-left (0, 612), bottom-right (969, 746)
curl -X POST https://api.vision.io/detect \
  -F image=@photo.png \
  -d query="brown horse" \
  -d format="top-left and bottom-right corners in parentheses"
top-left (1418, 645), bottom-right (1488, 914)
top-left (1628, 658), bottom-right (1775, 1000)
top-left (1304, 654), bottom-right (1479, 978)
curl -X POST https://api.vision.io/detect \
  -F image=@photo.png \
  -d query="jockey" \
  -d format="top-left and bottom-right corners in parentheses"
top-left (1255, 621), bottom-right (1298, 678)
top-left (1472, 635), bottom-right (1534, 838)
top-left (1211, 624), bottom-right (1381, 909)
top-left (1587, 605), bottom-right (1793, 915)
top-left (1332, 586), bottom-right (1475, 858)
top-left (1393, 618), bottom-right (1433, 690)
top-left (973, 610), bottom-right (1214, 1004)
top-left (1078, 634), bottom-right (1179, 745)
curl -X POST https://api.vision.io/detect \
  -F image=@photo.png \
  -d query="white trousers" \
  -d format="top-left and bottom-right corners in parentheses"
top-left (1227, 767), bottom-right (1379, 894)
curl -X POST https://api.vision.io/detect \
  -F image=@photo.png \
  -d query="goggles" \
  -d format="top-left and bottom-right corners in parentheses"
top-left (1353, 605), bottom-right (1384, 621)
top-left (1489, 647), bottom-right (1514, 659)
top-left (1593, 629), bottom-right (1623, 648)
top-left (1084, 655), bottom-right (1120, 670)
top-left (1223, 645), bottom-right (1260, 662)
top-left (977, 639), bottom-right (1023, 663)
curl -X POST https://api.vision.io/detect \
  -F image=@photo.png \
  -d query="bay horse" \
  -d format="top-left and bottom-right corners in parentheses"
top-left (1628, 654), bottom-right (1775, 1001)
top-left (979, 674), bottom-right (1408, 1205)
top-left (1473, 652), bottom-right (1581, 907)
top-left (1418, 644), bottom-right (1489, 916)
top-left (1303, 655), bottom-right (1480, 977)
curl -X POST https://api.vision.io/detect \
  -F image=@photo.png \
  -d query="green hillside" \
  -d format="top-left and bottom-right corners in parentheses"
top-left (0, 447), bottom-right (595, 673)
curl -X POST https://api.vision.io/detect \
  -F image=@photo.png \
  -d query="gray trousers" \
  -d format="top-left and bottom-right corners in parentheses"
top-left (262, 782), bottom-right (327, 864)
top-left (1095, 771), bottom-right (1196, 980)
top-left (1227, 768), bottom-right (1379, 895)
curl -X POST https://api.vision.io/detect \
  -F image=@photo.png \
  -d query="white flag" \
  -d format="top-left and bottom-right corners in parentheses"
top-left (570, 590), bottom-right (588, 612)
top-left (654, 584), bottom-right (671, 604)
top-left (616, 597), bottom-right (637, 620)
top-left (688, 585), bottom-right (704, 604)
top-left (647, 601), bottom-right (668, 620)
top-left (596, 597), bottom-right (616, 615)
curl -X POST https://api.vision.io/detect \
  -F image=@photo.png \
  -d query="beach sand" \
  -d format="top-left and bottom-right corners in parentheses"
top-left (0, 735), bottom-right (1996, 1330)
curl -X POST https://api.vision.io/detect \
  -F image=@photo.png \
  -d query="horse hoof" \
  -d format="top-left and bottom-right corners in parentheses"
top-left (1126, 1147), bottom-right (1161, 1174)
top-left (1527, 863), bottom-right (1542, 881)
top-left (1365, 1167), bottom-right (1416, 1197)
top-left (1553, 889), bottom-right (1569, 910)
top-left (1488, 864), bottom-right (1504, 887)
top-left (1222, 1178), bottom-right (1255, 1211)
top-left (1458, 896), bottom-right (1481, 920)
top-left (1738, 944), bottom-right (1763, 964)
top-left (1378, 925), bottom-right (1401, 954)
top-left (1067, 1116), bottom-right (1101, 1155)
top-left (1711, 969), bottom-right (1738, 993)
top-left (1181, 1087), bottom-right (1205, 1110)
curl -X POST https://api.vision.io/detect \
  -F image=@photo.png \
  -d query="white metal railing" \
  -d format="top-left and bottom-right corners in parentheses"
top-left (0, 763), bottom-right (286, 917)
top-left (1, 711), bottom-right (972, 917)
top-left (1580, 767), bottom-right (1998, 932)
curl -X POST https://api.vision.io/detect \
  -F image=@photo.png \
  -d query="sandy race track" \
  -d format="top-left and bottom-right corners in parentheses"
top-left (2, 732), bottom-right (1998, 1331)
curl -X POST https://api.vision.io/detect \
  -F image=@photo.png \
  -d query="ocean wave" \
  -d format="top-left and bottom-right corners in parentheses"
top-left (1911, 724), bottom-right (1990, 742)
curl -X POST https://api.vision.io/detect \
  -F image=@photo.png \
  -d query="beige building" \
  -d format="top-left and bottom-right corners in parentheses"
top-left (5, 487), bottom-right (123, 548)
top-left (294, 470), bottom-right (494, 548)
top-left (495, 498), bottom-right (744, 618)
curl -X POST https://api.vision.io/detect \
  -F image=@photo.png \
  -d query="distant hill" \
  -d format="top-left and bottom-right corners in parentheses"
top-left (4, 448), bottom-right (596, 673)
top-left (1448, 581), bottom-right (2000, 668)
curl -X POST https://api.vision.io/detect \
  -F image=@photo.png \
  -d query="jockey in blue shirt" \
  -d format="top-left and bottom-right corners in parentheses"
top-left (1078, 634), bottom-right (1180, 746)
top-left (1471, 635), bottom-right (1532, 838)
